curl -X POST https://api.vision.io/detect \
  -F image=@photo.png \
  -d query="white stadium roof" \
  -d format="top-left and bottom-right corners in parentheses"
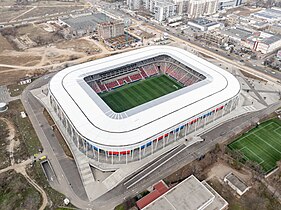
top-left (49, 46), bottom-right (240, 149)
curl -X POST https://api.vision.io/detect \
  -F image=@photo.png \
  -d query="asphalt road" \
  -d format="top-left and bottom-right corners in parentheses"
top-left (124, 144), bottom-right (186, 189)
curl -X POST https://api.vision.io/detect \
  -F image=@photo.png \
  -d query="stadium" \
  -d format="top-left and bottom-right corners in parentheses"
top-left (48, 46), bottom-right (241, 164)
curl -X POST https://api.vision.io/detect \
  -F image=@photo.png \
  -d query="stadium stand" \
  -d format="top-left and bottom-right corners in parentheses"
top-left (98, 83), bottom-right (107, 92)
top-left (92, 82), bottom-right (101, 93)
top-left (143, 65), bottom-right (159, 76)
top-left (129, 73), bottom-right (142, 82)
top-left (139, 67), bottom-right (148, 78)
top-left (117, 76), bottom-right (131, 85)
top-left (105, 81), bottom-right (119, 90)
top-left (86, 55), bottom-right (206, 94)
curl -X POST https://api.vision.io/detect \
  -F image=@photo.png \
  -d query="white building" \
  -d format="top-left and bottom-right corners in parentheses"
top-left (255, 36), bottom-right (281, 54)
top-left (188, 18), bottom-right (222, 31)
top-left (145, 0), bottom-right (177, 22)
top-left (155, 0), bottom-right (177, 22)
top-left (244, 32), bottom-right (281, 54)
top-left (127, 0), bottom-right (142, 10)
top-left (187, 0), bottom-right (218, 19)
top-left (143, 175), bottom-right (228, 210)
top-left (251, 7), bottom-right (281, 23)
top-left (173, 0), bottom-right (189, 14)
top-left (218, 0), bottom-right (242, 10)
top-left (143, 0), bottom-right (219, 20)
top-left (224, 173), bottom-right (250, 196)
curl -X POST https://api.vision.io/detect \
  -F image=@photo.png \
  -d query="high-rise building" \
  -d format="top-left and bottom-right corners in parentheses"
top-left (131, 0), bottom-right (220, 21)
top-left (144, 0), bottom-right (177, 22)
top-left (127, 0), bottom-right (142, 10)
top-left (187, 0), bottom-right (218, 19)
top-left (154, 0), bottom-right (177, 22)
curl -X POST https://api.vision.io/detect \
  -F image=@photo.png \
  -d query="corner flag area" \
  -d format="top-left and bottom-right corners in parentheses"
top-left (228, 118), bottom-right (281, 173)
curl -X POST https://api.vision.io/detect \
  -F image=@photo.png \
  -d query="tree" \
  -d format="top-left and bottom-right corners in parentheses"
top-left (1, 27), bottom-right (17, 37)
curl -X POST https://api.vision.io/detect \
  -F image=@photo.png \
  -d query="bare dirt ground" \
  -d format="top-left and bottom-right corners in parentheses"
top-left (224, 6), bottom-right (262, 16)
top-left (0, 27), bottom-right (103, 85)
top-left (207, 161), bottom-right (252, 182)
top-left (0, 0), bottom-right (86, 23)
top-left (0, 55), bottom-right (41, 66)
top-left (0, 118), bottom-right (18, 166)
top-left (0, 70), bottom-right (32, 85)
top-left (55, 38), bottom-right (101, 55)
top-left (2, 24), bottom-right (64, 50)
top-left (0, 34), bottom-right (14, 52)
top-left (0, 42), bottom-right (131, 85)
top-left (0, 7), bottom-right (30, 23)
top-left (0, 23), bottom-right (136, 85)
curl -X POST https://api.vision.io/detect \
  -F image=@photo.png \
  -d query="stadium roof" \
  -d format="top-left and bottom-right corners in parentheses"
top-left (49, 46), bottom-right (240, 149)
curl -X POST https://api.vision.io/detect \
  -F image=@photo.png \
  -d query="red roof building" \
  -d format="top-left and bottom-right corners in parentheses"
top-left (136, 180), bottom-right (169, 209)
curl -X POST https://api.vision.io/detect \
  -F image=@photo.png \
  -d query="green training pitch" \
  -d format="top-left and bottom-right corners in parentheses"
top-left (99, 74), bottom-right (184, 113)
top-left (228, 118), bottom-right (281, 173)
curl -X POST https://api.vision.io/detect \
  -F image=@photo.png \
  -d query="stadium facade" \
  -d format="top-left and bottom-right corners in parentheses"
top-left (48, 46), bottom-right (241, 164)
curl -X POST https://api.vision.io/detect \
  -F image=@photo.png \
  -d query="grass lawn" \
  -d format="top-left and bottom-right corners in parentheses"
top-left (7, 83), bottom-right (30, 97)
top-left (99, 75), bottom-right (183, 113)
top-left (0, 170), bottom-right (41, 210)
top-left (0, 99), bottom-right (42, 162)
top-left (228, 118), bottom-right (281, 173)
top-left (0, 119), bottom-right (10, 169)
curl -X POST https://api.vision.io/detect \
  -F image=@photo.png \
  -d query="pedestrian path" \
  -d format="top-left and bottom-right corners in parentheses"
top-left (243, 105), bottom-right (256, 112)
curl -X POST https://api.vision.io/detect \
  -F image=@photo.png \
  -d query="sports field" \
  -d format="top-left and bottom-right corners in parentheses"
top-left (99, 75), bottom-right (183, 113)
top-left (228, 118), bottom-right (281, 173)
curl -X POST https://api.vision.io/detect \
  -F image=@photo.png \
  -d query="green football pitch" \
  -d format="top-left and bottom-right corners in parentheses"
top-left (228, 118), bottom-right (281, 173)
top-left (99, 74), bottom-right (183, 113)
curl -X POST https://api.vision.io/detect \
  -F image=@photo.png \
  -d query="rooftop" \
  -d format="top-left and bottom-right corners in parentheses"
top-left (252, 21), bottom-right (269, 27)
top-left (222, 27), bottom-right (252, 40)
top-left (224, 173), bottom-right (249, 194)
top-left (262, 35), bottom-right (281, 45)
top-left (252, 7), bottom-right (281, 21)
top-left (189, 18), bottom-right (218, 27)
top-left (62, 13), bottom-right (111, 31)
top-left (136, 181), bottom-right (169, 209)
top-left (143, 175), bottom-right (228, 210)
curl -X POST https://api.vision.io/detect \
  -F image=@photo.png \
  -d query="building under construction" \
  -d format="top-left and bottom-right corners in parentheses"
top-left (98, 21), bottom-right (140, 49)
top-left (97, 21), bottom-right (124, 40)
